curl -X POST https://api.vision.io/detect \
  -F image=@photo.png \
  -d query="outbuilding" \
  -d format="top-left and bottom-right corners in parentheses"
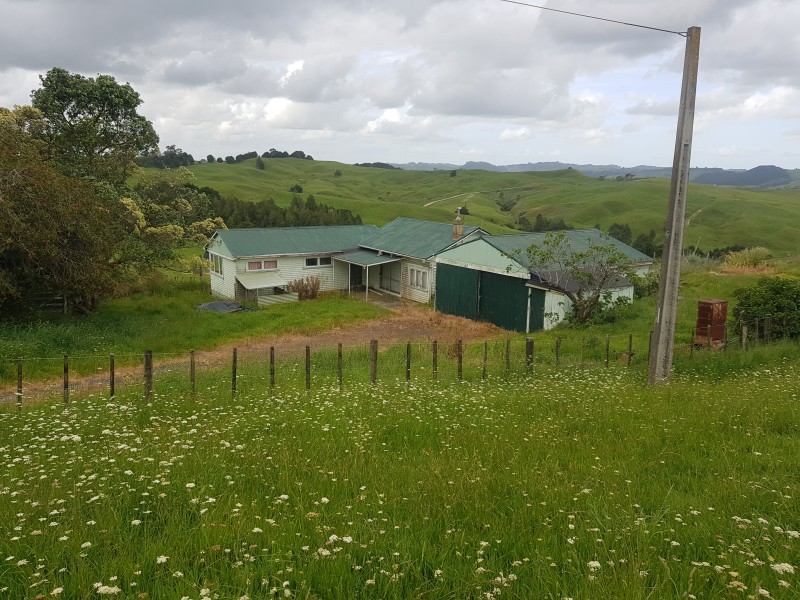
top-left (435, 229), bottom-right (653, 332)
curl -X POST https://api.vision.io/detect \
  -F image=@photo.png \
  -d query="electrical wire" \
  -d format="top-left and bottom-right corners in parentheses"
top-left (496, 0), bottom-right (687, 36)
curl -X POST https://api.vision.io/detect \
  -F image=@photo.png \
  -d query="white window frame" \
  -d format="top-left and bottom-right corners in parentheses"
top-left (247, 259), bottom-right (278, 271)
top-left (305, 256), bottom-right (332, 268)
top-left (211, 254), bottom-right (223, 275)
top-left (409, 267), bottom-right (428, 291)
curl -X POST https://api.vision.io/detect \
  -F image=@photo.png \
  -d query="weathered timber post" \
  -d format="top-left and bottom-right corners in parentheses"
top-left (482, 341), bottom-right (488, 380)
top-left (305, 346), bottom-right (311, 391)
top-left (432, 340), bottom-right (438, 380)
top-left (370, 340), bottom-right (378, 385)
top-left (525, 338), bottom-right (534, 370)
top-left (741, 325), bottom-right (748, 351)
top-left (144, 350), bottom-right (153, 403)
top-left (456, 340), bottom-right (463, 380)
top-left (63, 355), bottom-right (69, 404)
top-left (505, 339), bottom-right (511, 372)
top-left (17, 358), bottom-right (23, 407)
top-left (189, 350), bottom-right (195, 395)
top-left (269, 347), bottom-right (275, 390)
top-left (628, 334), bottom-right (634, 367)
top-left (406, 342), bottom-right (411, 382)
top-left (605, 335), bottom-right (610, 368)
top-left (555, 337), bottom-right (561, 366)
top-left (338, 343), bottom-right (343, 389)
top-left (109, 353), bottom-right (115, 399)
top-left (232, 348), bottom-right (238, 397)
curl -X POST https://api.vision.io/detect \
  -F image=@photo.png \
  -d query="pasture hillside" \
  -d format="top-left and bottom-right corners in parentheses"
top-left (182, 159), bottom-right (800, 256)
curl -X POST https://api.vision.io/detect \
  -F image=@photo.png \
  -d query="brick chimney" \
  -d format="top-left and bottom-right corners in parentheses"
top-left (452, 211), bottom-right (464, 240)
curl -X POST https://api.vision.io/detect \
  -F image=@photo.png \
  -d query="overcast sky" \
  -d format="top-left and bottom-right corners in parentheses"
top-left (1, 0), bottom-right (798, 169)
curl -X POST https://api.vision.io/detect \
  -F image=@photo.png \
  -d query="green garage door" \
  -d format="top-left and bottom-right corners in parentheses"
top-left (479, 271), bottom-right (529, 332)
top-left (436, 263), bottom-right (479, 320)
top-left (437, 265), bottom-right (547, 332)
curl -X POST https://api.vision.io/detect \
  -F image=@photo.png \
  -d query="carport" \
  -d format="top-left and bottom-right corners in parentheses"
top-left (334, 249), bottom-right (401, 300)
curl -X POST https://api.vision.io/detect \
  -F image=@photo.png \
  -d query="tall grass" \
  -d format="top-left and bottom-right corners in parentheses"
top-left (1, 350), bottom-right (799, 599)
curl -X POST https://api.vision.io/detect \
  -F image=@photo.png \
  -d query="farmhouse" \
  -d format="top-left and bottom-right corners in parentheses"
top-left (334, 216), bottom-right (485, 303)
top-left (206, 225), bottom-right (377, 304)
top-left (206, 217), bottom-right (485, 305)
top-left (435, 229), bottom-right (653, 332)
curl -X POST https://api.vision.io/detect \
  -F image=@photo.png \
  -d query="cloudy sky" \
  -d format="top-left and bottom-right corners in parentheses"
top-left (1, 0), bottom-right (798, 169)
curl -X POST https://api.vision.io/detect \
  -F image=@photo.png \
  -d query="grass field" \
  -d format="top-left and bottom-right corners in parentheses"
top-left (0, 276), bottom-right (388, 382)
top-left (180, 159), bottom-right (800, 256)
top-left (2, 349), bottom-right (799, 599)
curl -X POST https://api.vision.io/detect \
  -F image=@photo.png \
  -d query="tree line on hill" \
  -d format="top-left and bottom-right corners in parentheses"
top-left (193, 185), bottom-right (362, 228)
top-left (134, 148), bottom-right (316, 169)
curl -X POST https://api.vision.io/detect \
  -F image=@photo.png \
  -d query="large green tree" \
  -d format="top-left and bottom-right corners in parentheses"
top-left (0, 107), bottom-right (123, 312)
top-left (30, 67), bottom-right (159, 187)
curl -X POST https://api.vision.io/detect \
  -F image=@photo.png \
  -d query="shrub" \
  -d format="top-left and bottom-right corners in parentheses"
top-left (632, 269), bottom-right (659, 299)
top-left (286, 276), bottom-right (321, 300)
top-left (732, 276), bottom-right (800, 339)
top-left (723, 247), bottom-right (771, 270)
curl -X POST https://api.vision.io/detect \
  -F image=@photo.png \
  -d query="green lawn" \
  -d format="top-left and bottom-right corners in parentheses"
top-left (0, 277), bottom-right (387, 382)
top-left (2, 349), bottom-right (799, 598)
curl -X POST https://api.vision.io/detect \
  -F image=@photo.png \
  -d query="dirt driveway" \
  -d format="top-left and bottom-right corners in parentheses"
top-left (2, 304), bottom-right (507, 403)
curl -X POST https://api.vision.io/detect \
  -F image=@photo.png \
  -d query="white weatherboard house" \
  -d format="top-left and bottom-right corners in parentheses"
top-left (435, 229), bottom-right (653, 331)
top-left (206, 217), bottom-right (485, 305)
top-left (206, 225), bottom-right (377, 305)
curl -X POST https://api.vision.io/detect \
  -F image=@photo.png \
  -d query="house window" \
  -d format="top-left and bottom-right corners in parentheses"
top-left (305, 257), bottom-right (332, 267)
top-left (247, 260), bottom-right (278, 271)
top-left (211, 254), bottom-right (223, 275)
top-left (409, 267), bottom-right (428, 291)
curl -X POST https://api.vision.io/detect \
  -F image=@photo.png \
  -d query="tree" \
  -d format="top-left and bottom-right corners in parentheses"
top-left (255, 156), bottom-right (265, 170)
top-left (0, 107), bottom-right (123, 312)
top-left (524, 231), bottom-right (636, 325)
top-left (608, 222), bottom-right (632, 245)
top-left (450, 169), bottom-right (457, 177)
top-left (30, 67), bottom-right (159, 187)
top-left (207, 154), bottom-right (215, 163)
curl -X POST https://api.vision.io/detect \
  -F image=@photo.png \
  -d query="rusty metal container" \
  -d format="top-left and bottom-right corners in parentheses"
top-left (693, 299), bottom-right (728, 347)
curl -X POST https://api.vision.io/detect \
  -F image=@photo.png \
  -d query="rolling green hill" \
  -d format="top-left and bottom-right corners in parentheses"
top-left (178, 158), bottom-right (800, 256)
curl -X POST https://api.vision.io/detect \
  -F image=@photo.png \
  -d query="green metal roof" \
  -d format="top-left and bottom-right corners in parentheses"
top-left (207, 225), bottom-right (378, 259)
top-left (357, 217), bottom-right (480, 259)
top-left (483, 229), bottom-right (653, 271)
top-left (335, 249), bottom-right (401, 267)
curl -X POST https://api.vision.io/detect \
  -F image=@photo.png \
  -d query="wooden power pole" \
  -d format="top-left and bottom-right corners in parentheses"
top-left (648, 26), bottom-right (701, 385)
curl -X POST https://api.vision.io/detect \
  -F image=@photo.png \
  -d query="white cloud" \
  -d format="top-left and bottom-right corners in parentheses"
top-left (499, 127), bottom-right (532, 142)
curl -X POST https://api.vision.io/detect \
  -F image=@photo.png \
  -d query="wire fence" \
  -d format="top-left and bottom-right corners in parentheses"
top-left (1, 317), bottom-right (796, 407)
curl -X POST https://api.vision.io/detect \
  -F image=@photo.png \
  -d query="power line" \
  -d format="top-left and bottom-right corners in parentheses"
top-left (496, 0), bottom-right (687, 37)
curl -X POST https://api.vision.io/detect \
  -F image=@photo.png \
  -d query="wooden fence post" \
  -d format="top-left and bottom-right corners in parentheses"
top-left (232, 348), bottom-right (238, 398)
top-left (109, 353), bottom-right (115, 399)
top-left (754, 318), bottom-right (760, 344)
top-left (765, 315), bottom-right (772, 343)
top-left (305, 346), bottom-right (311, 391)
top-left (741, 325), bottom-right (748, 351)
top-left (17, 357), bottom-right (23, 407)
top-left (605, 335), bottom-right (610, 368)
top-left (555, 337), bottom-right (561, 366)
top-left (628, 334), bottom-right (633, 367)
top-left (432, 340), bottom-right (438, 380)
top-left (269, 347), bottom-right (275, 390)
top-left (648, 330), bottom-right (653, 363)
top-left (338, 343), bottom-right (343, 389)
top-left (456, 340), bottom-right (463, 380)
top-left (482, 341), bottom-right (488, 380)
top-left (690, 328), bottom-right (695, 356)
top-left (63, 354), bottom-right (69, 405)
top-left (189, 350), bottom-right (195, 395)
top-left (370, 340), bottom-right (378, 385)
top-left (525, 338), bottom-right (533, 370)
top-left (406, 342), bottom-right (411, 382)
top-left (144, 350), bottom-right (153, 403)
